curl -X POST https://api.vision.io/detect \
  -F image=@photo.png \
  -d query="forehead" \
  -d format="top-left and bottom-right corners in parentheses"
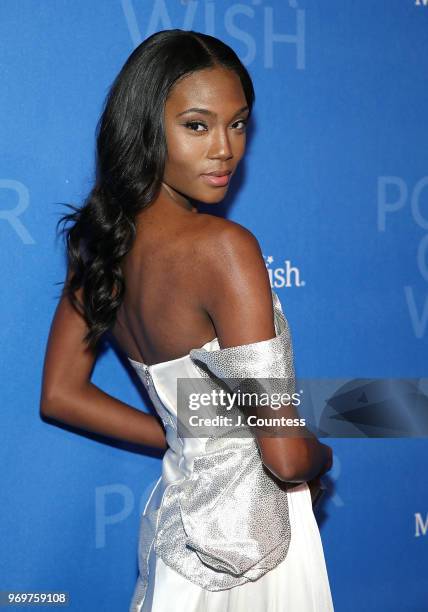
top-left (165, 67), bottom-right (246, 112)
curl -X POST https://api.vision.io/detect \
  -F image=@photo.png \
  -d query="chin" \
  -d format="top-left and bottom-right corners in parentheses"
top-left (197, 190), bottom-right (228, 205)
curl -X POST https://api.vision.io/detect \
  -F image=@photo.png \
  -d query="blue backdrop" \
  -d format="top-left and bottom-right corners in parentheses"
top-left (1, 1), bottom-right (427, 610)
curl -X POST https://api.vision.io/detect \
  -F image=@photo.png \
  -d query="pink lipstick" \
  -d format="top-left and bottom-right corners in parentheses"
top-left (200, 170), bottom-right (231, 187)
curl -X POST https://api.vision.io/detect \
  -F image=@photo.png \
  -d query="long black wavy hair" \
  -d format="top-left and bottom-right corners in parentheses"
top-left (57, 29), bottom-right (255, 351)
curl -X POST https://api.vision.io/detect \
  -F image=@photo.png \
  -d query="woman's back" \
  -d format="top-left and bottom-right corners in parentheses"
top-left (112, 206), bottom-right (220, 366)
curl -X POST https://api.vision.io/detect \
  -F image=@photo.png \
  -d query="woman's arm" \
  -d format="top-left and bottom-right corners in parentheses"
top-left (197, 220), bottom-right (333, 484)
top-left (40, 268), bottom-right (167, 451)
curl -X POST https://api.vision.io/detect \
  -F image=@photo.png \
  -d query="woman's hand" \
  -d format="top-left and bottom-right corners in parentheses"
top-left (307, 445), bottom-right (333, 506)
top-left (307, 475), bottom-right (323, 505)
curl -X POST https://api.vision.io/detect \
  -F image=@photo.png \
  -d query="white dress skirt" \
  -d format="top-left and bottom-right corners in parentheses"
top-left (139, 481), bottom-right (333, 611)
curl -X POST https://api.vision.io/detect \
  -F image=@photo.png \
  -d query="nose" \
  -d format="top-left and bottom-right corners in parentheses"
top-left (207, 126), bottom-right (233, 161)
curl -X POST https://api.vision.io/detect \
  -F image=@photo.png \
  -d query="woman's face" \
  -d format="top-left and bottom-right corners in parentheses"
top-left (162, 66), bottom-right (249, 204)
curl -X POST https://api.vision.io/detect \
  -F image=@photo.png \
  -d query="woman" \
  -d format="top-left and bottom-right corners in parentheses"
top-left (41, 29), bottom-right (334, 611)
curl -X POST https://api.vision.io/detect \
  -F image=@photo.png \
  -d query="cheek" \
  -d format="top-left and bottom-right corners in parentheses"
top-left (165, 130), bottom-right (203, 176)
top-left (234, 138), bottom-right (246, 162)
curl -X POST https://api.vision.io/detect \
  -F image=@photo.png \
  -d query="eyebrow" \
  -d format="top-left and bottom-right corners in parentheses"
top-left (176, 105), bottom-right (249, 118)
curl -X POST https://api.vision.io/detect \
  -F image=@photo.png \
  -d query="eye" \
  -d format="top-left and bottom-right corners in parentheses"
top-left (233, 119), bottom-right (248, 131)
top-left (184, 121), bottom-right (207, 132)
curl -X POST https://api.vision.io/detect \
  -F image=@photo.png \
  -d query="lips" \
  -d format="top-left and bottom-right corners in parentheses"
top-left (202, 170), bottom-right (232, 177)
top-left (200, 172), bottom-right (231, 187)
top-left (200, 169), bottom-right (232, 187)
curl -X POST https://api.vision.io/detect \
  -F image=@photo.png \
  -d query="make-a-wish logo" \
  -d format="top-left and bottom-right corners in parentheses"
top-left (263, 255), bottom-right (304, 288)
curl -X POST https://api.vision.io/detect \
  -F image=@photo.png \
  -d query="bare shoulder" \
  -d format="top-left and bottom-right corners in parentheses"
top-left (191, 213), bottom-right (263, 264)
top-left (191, 214), bottom-right (274, 345)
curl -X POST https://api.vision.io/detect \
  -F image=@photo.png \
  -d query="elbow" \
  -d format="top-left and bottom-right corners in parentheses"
top-left (40, 389), bottom-right (63, 418)
top-left (262, 441), bottom-right (317, 484)
top-left (280, 467), bottom-right (311, 484)
top-left (264, 461), bottom-right (308, 484)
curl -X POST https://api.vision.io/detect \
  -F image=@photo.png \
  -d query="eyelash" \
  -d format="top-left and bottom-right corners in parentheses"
top-left (183, 119), bottom-right (248, 133)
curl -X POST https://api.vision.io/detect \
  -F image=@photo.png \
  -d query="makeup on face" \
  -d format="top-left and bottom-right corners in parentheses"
top-left (162, 67), bottom-right (249, 204)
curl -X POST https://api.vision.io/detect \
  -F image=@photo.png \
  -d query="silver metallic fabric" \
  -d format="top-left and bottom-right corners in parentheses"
top-left (128, 289), bottom-right (297, 605)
